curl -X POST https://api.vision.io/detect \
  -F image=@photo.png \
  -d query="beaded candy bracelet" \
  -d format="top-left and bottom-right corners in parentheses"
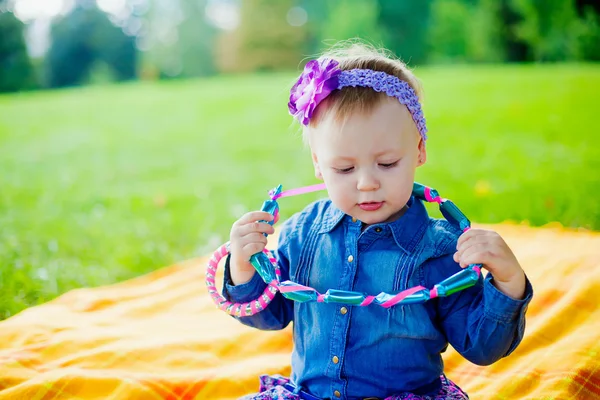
top-left (206, 183), bottom-right (481, 317)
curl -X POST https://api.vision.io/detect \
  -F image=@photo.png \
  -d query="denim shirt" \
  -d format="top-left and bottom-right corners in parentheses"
top-left (223, 197), bottom-right (533, 399)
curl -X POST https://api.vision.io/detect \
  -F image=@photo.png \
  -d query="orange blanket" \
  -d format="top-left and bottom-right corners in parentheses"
top-left (0, 223), bottom-right (598, 399)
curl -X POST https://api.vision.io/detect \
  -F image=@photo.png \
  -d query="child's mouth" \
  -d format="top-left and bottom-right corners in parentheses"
top-left (358, 202), bottom-right (383, 211)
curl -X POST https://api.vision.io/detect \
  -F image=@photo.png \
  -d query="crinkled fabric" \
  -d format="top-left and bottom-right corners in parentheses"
top-left (240, 374), bottom-right (468, 400)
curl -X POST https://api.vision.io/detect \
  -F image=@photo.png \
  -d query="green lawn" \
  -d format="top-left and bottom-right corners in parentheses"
top-left (1, 64), bottom-right (599, 319)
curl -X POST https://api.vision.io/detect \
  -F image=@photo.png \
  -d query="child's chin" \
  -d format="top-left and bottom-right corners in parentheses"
top-left (357, 212), bottom-right (387, 225)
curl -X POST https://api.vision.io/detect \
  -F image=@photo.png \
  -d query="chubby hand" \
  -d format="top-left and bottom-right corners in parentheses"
top-left (454, 228), bottom-right (526, 300)
top-left (229, 211), bottom-right (275, 285)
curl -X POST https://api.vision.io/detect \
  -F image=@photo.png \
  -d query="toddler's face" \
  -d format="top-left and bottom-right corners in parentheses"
top-left (309, 97), bottom-right (426, 225)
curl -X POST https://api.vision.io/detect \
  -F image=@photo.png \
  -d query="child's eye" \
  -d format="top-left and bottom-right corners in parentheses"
top-left (334, 167), bottom-right (354, 174)
top-left (379, 161), bottom-right (399, 168)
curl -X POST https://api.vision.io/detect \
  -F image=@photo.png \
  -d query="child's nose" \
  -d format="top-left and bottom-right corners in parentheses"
top-left (356, 172), bottom-right (380, 191)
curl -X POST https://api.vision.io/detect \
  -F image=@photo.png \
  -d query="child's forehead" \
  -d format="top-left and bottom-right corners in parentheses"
top-left (311, 129), bottom-right (413, 161)
top-left (328, 147), bottom-right (401, 160)
top-left (309, 100), bottom-right (419, 146)
top-left (323, 97), bottom-right (414, 129)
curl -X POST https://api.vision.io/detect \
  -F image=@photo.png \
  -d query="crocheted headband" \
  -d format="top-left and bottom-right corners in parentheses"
top-left (288, 58), bottom-right (428, 141)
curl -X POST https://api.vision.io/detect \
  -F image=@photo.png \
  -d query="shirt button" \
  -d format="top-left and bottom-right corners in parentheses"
top-left (351, 217), bottom-right (357, 223)
top-left (347, 255), bottom-right (354, 263)
top-left (334, 390), bottom-right (341, 398)
top-left (340, 307), bottom-right (348, 315)
top-left (332, 355), bottom-right (339, 364)
top-left (375, 227), bottom-right (382, 233)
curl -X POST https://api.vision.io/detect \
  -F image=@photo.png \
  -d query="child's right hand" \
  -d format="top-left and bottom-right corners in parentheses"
top-left (229, 211), bottom-right (275, 286)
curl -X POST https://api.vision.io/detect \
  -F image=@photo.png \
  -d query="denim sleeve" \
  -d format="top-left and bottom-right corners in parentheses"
top-left (222, 225), bottom-right (295, 331)
top-left (430, 254), bottom-right (533, 366)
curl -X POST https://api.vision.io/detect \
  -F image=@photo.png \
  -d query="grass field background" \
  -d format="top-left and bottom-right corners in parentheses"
top-left (1, 64), bottom-right (599, 319)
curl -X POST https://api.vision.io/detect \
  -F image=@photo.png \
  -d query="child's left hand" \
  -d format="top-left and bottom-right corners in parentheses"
top-left (454, 228), bottom-right (526, 300)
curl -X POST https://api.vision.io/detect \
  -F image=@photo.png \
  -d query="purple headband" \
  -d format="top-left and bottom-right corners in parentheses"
top-left (288, 58), bottom-right (428, 141)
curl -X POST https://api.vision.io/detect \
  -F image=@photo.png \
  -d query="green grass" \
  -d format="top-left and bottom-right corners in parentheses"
top-left (1, 64), bottom-right (599, 319)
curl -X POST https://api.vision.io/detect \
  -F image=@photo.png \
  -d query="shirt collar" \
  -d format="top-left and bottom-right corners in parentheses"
top-left (318, 203), bottom-right (346, 233)
top-left (318, 197), bottom-right (430, 254)
top-left (388, 197), bottom-right (430, 254)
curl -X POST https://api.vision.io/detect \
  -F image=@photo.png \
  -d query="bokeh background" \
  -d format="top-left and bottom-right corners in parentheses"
top-left (1, 0), bottom-right (599, 320)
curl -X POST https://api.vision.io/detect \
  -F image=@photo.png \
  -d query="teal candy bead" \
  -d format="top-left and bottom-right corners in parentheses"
top-left (412, 182), bottom-right (427, 199)
top-left (439, 200), bottom-right (471, 231)
top-left (322, 289), bottom-right (365, 305)
top-left (435, 268), bottom-right (480, 297)
top-left (398, 288), bottom-right (431, 304)
top-left (250, 253), bottom-right (277, 283)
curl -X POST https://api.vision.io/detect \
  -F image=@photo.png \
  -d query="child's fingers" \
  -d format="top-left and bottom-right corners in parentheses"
top-left (239, 232), bottom-right (269, 246)
top-left (456, 228), bottom-right (478, 248)
top-left (230, 212), bottom-right (275, 243)
top-left (241, 241), bottom-right (268, 256)
top-left (235, 211), bottom-right (274, 226)
top-left (457, 228), bottom-right (495, 249)
top-left (235, 221), bottom-right (275, 237)
top-left (231, 234), bottom-right (268, 260)
top-left (455, 233), bottom-right (487, 259)
top-left (457, 243), bottom-right (491, 269)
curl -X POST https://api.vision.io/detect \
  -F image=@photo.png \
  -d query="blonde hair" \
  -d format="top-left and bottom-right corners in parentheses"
top-left (303, 41), bottom-right (423, 143)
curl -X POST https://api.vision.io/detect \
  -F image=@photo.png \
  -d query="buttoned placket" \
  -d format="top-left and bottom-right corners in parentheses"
top-left (327, 216), bottom-right (362, 399)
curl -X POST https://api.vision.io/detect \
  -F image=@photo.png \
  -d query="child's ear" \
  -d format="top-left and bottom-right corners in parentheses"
top-left (417, 138), bottom-right (427, 167)
top-left (311, 151), bottom-right (323, 180)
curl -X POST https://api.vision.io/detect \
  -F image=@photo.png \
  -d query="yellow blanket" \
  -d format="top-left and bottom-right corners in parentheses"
top-left (1, 223), bottom-right (599, 400)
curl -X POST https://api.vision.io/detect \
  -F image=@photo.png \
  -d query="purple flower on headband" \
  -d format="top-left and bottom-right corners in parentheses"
top-left (288, 58), bottom-right (341, 125)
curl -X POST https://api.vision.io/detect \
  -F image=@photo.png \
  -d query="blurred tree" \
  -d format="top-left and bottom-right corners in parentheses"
top-left (428, 0), bottom-right (470, 62)
top-left (177, 0), bottom-right (216, 77)
top-left (140, 0), bottom-right (215, 79)
top-left (497, 0), bottom-right (531, 61)
top-left (318, 0), bottom-right (384, 51)
top-left (298, 0), bottom-right (329, 56)
top-left (0, 8), bottom-right (36, 92)
top-left (467, 0), bottom-right (505, 62)
top-left (577, 3), bottom-right (600, 60)
top-left (46, 2), bottom-right (137, 87)
top-left (138, 0), bottom-right (184, 78)
top-left (427, 0), bottom-right (599, 63)
top-left (510, 0), bottom-right (585, 61)
top-left (94, 18), bottom-right (137, 81)
top-left (226, 0), bottom-right (307, 72)
top-left (428, 0), bottom-right (504, 63)
top-left (376, 0), bottom-right (433, 65)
